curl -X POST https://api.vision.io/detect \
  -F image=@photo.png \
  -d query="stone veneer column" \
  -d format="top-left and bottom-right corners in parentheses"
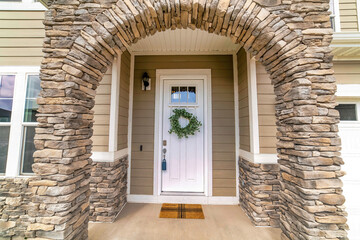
top-left (31, 0), bottom-right (115, 239)
top-left (90, 156), bottom-right (128, 222)
top-left (238, 158), bottom-right (281, 227)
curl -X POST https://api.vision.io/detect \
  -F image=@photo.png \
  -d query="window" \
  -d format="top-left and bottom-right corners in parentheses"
top-left (336, 104), bottom-right (357, 121)
top-left (0, 75), bottom-right (15, 174)
top-left (171, 86), bottom-right (197, 103)
top-left (21, 75), bottom-right (41, 174)
top-left (0, 67), bottom-right (40, 176)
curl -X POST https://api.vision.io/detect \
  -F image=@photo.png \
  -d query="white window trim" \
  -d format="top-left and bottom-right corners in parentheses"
top-left (0, 66), bottom-right (40, 177)
top-left (0, 0), bottom-right (46, 10)
top-left (333, 0), bottom-right (342, 32)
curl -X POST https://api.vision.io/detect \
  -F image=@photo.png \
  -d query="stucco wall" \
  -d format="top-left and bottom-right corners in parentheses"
top-left (130, 55), bottom-right (236, 196)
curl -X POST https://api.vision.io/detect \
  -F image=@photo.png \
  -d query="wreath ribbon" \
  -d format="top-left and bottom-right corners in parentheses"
top-left (168, 108), bottom-right (202, 138)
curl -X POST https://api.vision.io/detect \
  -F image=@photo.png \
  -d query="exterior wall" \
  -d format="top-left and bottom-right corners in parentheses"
top-left (117, 51), bottom-right (131, 151)
top-left (0, 10), bottom-right (44, 65)
top-left (238, 49), bottom-right (251, 152)
top-left (131, 55), bottom-right (236, 196)
top-left (238, 158), bottom-right (280, 227)
top-left (92, 68), bottom-right (111, 152)
top-left (89, 156), bottom-right (128, 222)
top-left (0, 178), bottom-right (36, 239)
top-left (339, 0), bottom-right (359, 31)
top-left (334, 61), bottom-right (360, 84)
top-left (256, 63), bottom-right (277, 154)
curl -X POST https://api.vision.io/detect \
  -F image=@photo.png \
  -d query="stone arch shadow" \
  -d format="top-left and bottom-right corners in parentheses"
top-left (33, 0), bottom-right (347, 239)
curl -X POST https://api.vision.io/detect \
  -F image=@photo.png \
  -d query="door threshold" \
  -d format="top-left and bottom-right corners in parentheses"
top-left (161, 191), bottom-right (205, 196)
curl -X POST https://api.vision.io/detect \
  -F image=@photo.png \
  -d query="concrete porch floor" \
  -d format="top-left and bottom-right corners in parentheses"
top-left (88, 203), bottom-right (281, 240)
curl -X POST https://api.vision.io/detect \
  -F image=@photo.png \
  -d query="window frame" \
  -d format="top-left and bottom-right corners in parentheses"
top-left (329, 0), bottom-right (341, 32)
top-left (0, 66), bottom-right (40, 177)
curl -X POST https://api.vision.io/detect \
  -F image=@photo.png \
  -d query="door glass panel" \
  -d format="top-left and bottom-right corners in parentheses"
top-left (170, 86), bottom-right (197, 104)
top-left (179, 86), bottom-right (187, 103)
top-left (24, 75), bottom-right (41, 122)
top-left (171, 86), bottom-right (180, 103)
top-left (0, 126), bottom-right (10, 174)
top-left (188, 86), bottom-right (196, 103)
top-left (21, 126), bottom-right (35, 174)
top-left (0, 75), bottom-right (15, 122)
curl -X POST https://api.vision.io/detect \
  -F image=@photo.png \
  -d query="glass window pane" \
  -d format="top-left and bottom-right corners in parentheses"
top-left (335, 104), bottom-right (357, 121)
top-left (24, 75), bottom-right (41, 122)
top-left (21, 126), bottom-right (35, 174)
top-left (0, 126), bottom-right (10, 174)
top-left (171, 86), bottom-right (180, 103)
top-left (188, 86), bottom-right (196, 103)
top-left (0, 75), bottom-right (15, 122)
top-left (179, 86), bottom-right (187, 103)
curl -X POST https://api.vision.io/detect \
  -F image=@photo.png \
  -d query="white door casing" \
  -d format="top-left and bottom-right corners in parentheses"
top-left (162, 80), bottom-right (204, 192)
top-left (154, 69), bottom-right (212, 197)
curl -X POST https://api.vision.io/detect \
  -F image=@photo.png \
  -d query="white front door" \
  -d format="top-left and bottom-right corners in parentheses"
top-left (161, 79), bottom-right (204, 193)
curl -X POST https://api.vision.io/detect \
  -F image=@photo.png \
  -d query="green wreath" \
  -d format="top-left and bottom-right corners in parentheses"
top-left (169, 108), bottom-right (202, 139)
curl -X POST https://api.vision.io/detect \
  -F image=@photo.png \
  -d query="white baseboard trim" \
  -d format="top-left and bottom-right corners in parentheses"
top-left (239, 149), bottom-right (278, 164)
top-left (127, 194), bottom-right (239, 205)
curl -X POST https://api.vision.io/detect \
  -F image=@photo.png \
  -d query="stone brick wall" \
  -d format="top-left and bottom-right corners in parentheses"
top-left (90, 155), bottom-right (128, 222)
top-left (0, 178), bottom-right (36, 239)
top-left (238, 158), bottom-right (281, 227)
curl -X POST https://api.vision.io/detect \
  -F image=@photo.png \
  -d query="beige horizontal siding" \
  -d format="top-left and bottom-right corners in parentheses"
top-left (131, 55), bottom-right (236, 196)
top-left (92, 68), bottom-right (112, 152)
top-left (0, 11), bottom-right (45, 65)
top-left (256, 63), bottom-right (277, 154)
top-left (237, 48), bottom-right (250, 152)
top-left (117, 50), bottom-right (131, 151)
top-left (334, 62), bottom-right (360, 84)
top-left (339, 0), bottom-right (359, 31)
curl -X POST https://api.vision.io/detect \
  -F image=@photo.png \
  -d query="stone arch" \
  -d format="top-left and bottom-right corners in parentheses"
top-left (32, 0), bottom-right (346, 239)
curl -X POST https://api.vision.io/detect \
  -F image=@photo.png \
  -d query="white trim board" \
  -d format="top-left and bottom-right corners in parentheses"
top-left (0, 1), bottom-right (46, 10)
top-left (127, 194), bottom-right (239, 205)
top-left (127, 54), bottom-right (135, 195)
top-left (233, 53), bottom-right (240, 199)
top-left (239, 149), bottom-right (278, 164)
top-left (337, 84), bottom-right (360, 97)
top-left (109, 56), bottom-right (121, 152)
top-left (91, 148), bottom-right (128, 162)
top-left (246, 54), bottom-right (260, 154)
top-left (154, 69), bottom-right (212, 197)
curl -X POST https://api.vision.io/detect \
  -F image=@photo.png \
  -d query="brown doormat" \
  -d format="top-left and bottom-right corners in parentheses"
top-left (159, 203), bottom-right (205, 219)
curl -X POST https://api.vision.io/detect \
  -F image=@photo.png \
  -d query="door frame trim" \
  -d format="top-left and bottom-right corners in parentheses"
top-left (154, 69), bottom-right (212, 197)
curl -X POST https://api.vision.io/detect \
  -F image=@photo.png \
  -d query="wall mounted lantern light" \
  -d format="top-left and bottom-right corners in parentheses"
top-left (142, 72), bottom-right (151, 91)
